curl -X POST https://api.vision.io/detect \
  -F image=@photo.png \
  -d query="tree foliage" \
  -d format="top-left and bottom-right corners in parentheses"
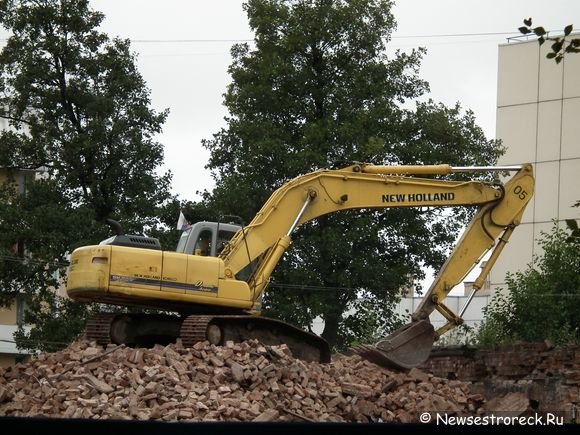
top-left (519, 18), bottom-right (579, 64)
top-left (477, 224), bottom-right (580, 346)
top-left (202, 0), bottom-right (502, 350)
top-left (0, 0), bottom-right (175, 351)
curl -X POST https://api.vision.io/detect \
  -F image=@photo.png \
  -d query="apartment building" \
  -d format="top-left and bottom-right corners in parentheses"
top-left (488, 35), bottom-right (580, 294)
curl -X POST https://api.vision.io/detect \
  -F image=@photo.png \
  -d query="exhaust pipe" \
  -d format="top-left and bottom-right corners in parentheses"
top-left (105, 218), bottom-right (124, 236)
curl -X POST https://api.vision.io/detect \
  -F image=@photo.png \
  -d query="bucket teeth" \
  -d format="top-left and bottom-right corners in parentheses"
top-left (351, 344), bottom-right (406, 370)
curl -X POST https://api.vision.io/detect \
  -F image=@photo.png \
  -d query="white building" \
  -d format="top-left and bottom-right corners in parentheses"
top-left (489, 34), bottom-right (580, 294)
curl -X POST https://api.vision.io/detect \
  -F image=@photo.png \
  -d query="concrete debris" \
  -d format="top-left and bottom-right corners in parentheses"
top-left (0, 339), bottom-right (485, 423)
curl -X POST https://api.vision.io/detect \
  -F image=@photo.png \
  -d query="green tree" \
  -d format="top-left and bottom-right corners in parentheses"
top-left (0, 0), bottom-right (174, 351)
top-left (202, 0), bottom-right (502, 350)
top-left (477, 224), bottom-right (580, 346)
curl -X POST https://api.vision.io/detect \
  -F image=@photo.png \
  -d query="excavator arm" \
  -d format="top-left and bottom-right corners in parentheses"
top-left (351, 164), bottom-right (534, 368)
top-left (219, 163), bottom-right (534, 369)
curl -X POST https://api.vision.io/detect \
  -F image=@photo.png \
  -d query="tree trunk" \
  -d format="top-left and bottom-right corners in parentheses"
top-left (321, 306), bottom-right (341, 349)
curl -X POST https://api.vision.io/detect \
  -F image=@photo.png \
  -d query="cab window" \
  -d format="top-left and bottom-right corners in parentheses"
top-left (194, 229), bottom-right (213, 256)
top-left (217, 230), bottom-right (236, 254)
top-left (175, 227), bottom-right (191, 253)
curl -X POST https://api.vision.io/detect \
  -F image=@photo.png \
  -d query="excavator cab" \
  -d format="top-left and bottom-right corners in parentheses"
top-left (175, 221), bottom-right (241, 257)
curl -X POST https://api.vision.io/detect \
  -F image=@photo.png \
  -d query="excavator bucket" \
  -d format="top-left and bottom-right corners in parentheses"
top-left (351, 319), bottom-right (435, 370)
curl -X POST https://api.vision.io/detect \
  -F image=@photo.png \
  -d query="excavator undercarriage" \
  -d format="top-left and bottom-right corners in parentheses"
top-left (85, 312), bottom-right (331, 363)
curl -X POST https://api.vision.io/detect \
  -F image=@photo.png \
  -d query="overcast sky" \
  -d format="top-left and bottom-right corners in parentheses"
top-left (91, 0), bottom-right (579, 202)
top-left (5, 1), bottom-right (580, 201)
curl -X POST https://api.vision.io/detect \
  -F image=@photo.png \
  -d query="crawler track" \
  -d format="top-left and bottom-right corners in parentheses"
top-left (84, 313), bottom-right (331, 363)
top-left (84, 313), bottom-right (116, 346)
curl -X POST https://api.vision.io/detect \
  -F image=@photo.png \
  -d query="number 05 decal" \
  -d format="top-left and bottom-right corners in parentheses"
top-left (513, 185), bottom-right (528, 200)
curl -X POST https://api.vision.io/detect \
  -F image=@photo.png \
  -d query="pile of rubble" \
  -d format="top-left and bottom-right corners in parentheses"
top-left (0, 339), bottom-right (486, 422)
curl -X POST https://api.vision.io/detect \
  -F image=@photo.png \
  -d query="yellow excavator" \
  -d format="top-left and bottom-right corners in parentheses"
top-left (66, 163), bottom-right (534, 369)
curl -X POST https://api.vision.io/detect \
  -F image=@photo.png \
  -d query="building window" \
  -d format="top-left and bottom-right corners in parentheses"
top-left (16, 295), bottom-right (26, 325)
